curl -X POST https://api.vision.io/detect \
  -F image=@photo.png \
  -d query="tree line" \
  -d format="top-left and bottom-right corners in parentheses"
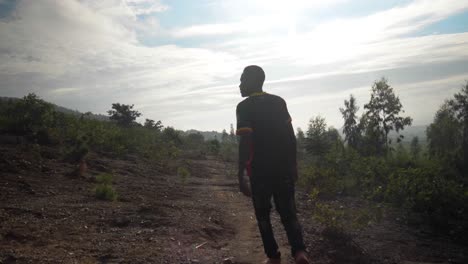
top-left (297, 78), bottom-right (468, 242)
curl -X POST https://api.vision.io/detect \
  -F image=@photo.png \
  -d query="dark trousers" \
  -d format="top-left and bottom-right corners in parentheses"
top-left (250, 171), bottom-right (306, 258)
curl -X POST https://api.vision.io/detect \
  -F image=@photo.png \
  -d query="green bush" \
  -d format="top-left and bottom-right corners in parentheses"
top-left (94, 173), bottom-right (118, 201)
top-left (96, 173), bottom-right (114, 185)
top-left (0, 94), bottom-right (188, 163)
top-left (312, 199), bottom-right (383, 233)
top-left (95, 184), bottom-right (118, 201)
top-left (0, 94), bottom-right (55, 140)
top-left (300, 165), bottom-right (343, 198)
top-left (206, 139), bottom-right (221, 155)
top-left (299, 147), bottom-right (390, 199)
top-left (219, 142), bottom-right (237, 162)
top-left (177, 166), bottom-right (190, 183)
top-left (385, 164), bottom-right (467, 230)
top-left (299, 81), bottom-right (468, 241)
top-left (301, 137), bottom-right (468, 238)
top-left (64, 136), bottom-right (89, 163)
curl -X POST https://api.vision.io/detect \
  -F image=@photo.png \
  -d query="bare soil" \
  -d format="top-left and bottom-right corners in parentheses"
top-left (1, 143), bottom-right (467, 264)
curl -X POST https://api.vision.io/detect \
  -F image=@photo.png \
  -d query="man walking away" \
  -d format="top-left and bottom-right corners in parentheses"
top-left (236, 65), bottom-right (310, 264)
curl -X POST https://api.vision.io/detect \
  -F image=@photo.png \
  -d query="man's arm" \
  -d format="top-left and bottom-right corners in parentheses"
top-left (282, 98), bottom-right (298, 183)
top-left (237, 133), bottom-right (252, 196)
top-left (287, 121), bottom-right (298, 183)
top-left (236, 102), bottom-right (253, 197)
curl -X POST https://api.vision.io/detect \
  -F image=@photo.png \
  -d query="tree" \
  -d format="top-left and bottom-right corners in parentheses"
top-left (144, 118), bottom-right (163, 131)
top-left (144, 119), bottom-right (154, 128)
top-left (162, 127), bottom-right (182, 146)
top-left (326, 127), bottom-right (344, 156)
top-left (207, 138), bottom-right (220, 154)
top-left (394, 142), bottom-right (410, 166)
top-left (327, 127), bottom-right (341, 144)
top-left (363, 78), bottom-right (412, 155)
top-left (426, 102), bottom-right (462, 158)
top-left (410, 136), bottom-right (421, 160)
top-left (221, 129), bottom-right (229, 142)
top-left (107, 103), bottom-right (141, 127)
top-left (80, 111), bottom-right (93, 120)
top-left (305, 116), bottom-right (329, 157)
top-left (340, 94), bottom-right (360, 149)
top-left (296, 127), bottom-right (306, 157)
top-left (357, 113), bottom-right (381, 155)
top-left (186, 132), bottom-right (204, 147)
top-left (448, 81), bottom-right (468, 170)
top-left (9, 93), bottom-right (55, 135)
top-left (229, 123), bottom-right (237, 143)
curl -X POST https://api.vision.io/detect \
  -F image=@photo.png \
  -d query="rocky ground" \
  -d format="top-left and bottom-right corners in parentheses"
top-left (1, 142), bottom-right (467, 264)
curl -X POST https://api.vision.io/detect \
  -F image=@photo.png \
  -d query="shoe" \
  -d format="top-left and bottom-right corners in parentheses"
top-left (263, 257), bottom-right (281, 264)
top-left (294, 250), bottom-right (310, 264)
top-left (264, 251), bottom-right (281, 264)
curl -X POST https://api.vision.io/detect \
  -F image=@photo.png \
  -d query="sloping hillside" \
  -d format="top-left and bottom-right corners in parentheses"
top-left (1, 141), bottom-right (467, 264)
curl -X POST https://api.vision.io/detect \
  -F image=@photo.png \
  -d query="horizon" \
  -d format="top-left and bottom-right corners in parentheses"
top-left (1, 0), bottom-right (468, 131)
top-left (0, 94), bottom-right (432, 135)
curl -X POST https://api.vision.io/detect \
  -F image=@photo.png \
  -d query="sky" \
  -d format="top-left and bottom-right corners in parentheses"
top-left (1, 0), bottom-right (468, 131)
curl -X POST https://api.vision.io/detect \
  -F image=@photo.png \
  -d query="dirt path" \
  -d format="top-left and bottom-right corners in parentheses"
top-left (188, 157), bottom-right (295, 264)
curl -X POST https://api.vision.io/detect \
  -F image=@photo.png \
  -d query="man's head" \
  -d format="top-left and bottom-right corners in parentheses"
top-left (239, 65), bottom-right (265, 97)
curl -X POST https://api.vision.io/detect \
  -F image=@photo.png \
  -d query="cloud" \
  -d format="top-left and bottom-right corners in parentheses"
top-left (202, 0), bottom-right (468, 63)
top-left (0, 0), bottom-right (468, 131)
top-left (0, 0), bottom-right (243, 128)
top-left (125, 0), bottom-right (169, 15)
top-left (214, 0), bottom-right (348, 21)
top-left (172, 0), bottom-right (347, 38)
top-left (50, 87), bottom-right (81, 94)
top-left (171, 16), bottom-right (288, 38)
top-left (173, 0), bottom-right (468, 40)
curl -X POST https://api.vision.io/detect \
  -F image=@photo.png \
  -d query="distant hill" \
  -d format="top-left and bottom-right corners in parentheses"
top-left (2, 96), bottom-right (428, 143)
top-left (184, 129), bottom-right (224, 141)
top-left (0, 96), bottom-right (19, 103)
top-left (185, 125), bottom-right (429, 144)
top-left (338, 125), bottom-right (427, 144)
top-left (389, 125), bottom-right (427, 143)
top-left (0, 96), bottom-right (109, 121)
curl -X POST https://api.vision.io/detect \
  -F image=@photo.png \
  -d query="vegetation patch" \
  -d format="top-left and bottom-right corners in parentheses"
top-left (177, 166), bottom-right (191, 183)
top-left (94, 173), bottom-right (118, 201)
top-left (298, 79), bottom-right (468, 242)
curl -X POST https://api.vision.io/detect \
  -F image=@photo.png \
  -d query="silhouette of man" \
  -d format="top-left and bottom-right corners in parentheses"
top-left (236, 65), bottom-right (310, 264)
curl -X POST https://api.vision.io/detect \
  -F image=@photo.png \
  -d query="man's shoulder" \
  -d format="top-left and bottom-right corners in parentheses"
top-left (261, 93), bottom-right (287, 107)
top-left (237, 93), bottom-right (285, 110)
top-left (236, 97), bottom-right (252, 110)
top-left (265, 93), bottom-right (284, 102)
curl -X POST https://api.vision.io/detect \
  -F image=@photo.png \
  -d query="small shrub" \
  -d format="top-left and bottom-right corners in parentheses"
top-left (94, 173), bottom-right (117, 201)
top-left (385, 164), bottom-right (467, 233)
top-left (177, 166), bottom-right (190, 183)
top-left (95, 184), bottom-right (118, 201)
top-left (300, 165), bottom-right (343, 198)
top-left (2, 93), bottom-right (55, 138)
top-left (96, 173), bottom-right (114, 185)
top-left (206, 139), bottom-right (220, 155)
top-left (313, 202), bottom-right (345, 230)
top-left (29, 143), bottom-right (43, 162)
top-left (65, 136), bottom-right (89, 163)
top-left (312, 199), bottom-right (383, 233)
top-left (219, 142), bottom-right (237, 162)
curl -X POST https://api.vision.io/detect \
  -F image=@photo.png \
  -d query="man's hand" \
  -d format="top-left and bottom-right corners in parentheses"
top-left (238, 169), bottom-right (252, 197)
top-left (291, 164), bottom-right (298, 183)
top-left (238, 134), bottom-right (252, 197)
top-left (239, 178), bottom-right (252, 197)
